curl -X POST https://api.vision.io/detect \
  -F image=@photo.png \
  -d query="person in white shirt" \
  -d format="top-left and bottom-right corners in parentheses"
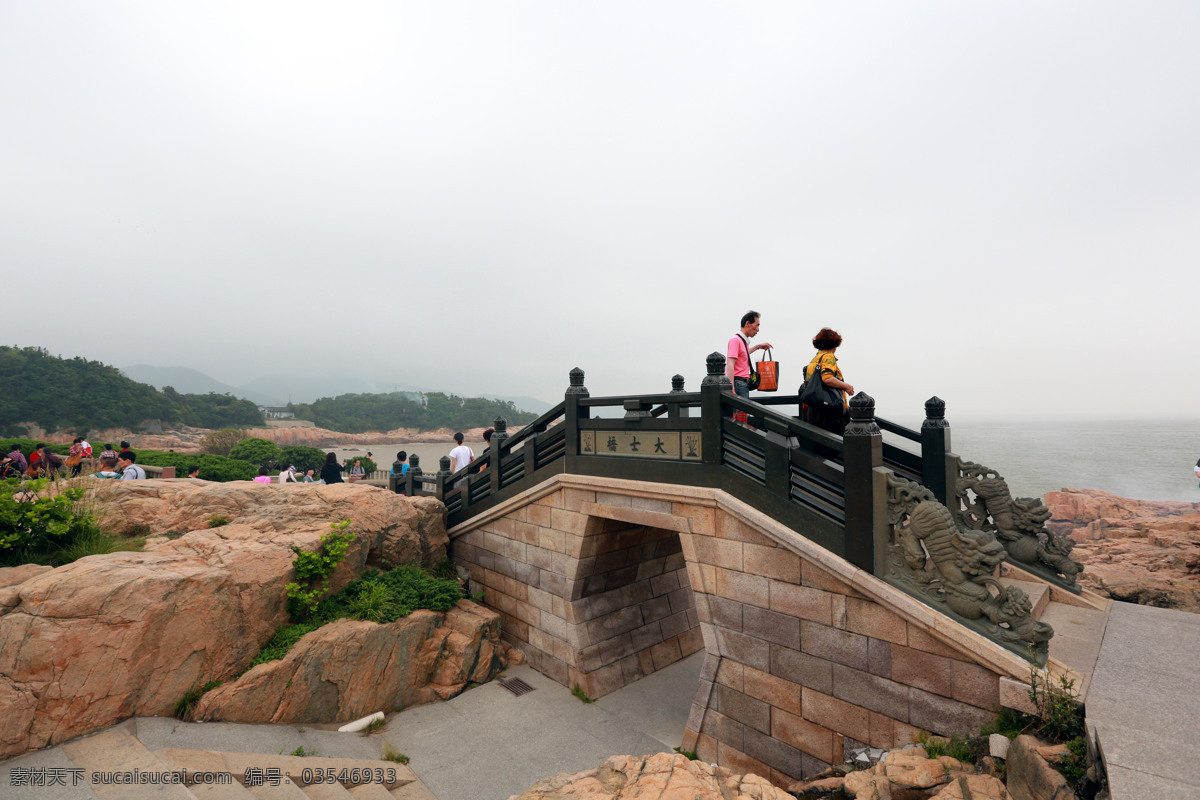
top-left (279, 465), bottom-right (298, 483)
top-left (449, 432), bottom-right (475, 474)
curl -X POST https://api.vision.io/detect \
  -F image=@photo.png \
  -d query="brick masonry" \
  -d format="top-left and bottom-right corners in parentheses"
top-left (452, 486), bottom-right (703, 699)
top-left (451, 483), bottom-right (1007, 784)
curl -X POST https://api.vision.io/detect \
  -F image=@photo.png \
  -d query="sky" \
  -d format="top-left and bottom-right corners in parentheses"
top-left (3, 2), bottom-right (1198, 420)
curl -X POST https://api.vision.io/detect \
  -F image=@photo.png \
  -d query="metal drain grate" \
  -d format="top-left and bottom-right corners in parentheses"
top-left (499, 677), bottom-right (536, 697)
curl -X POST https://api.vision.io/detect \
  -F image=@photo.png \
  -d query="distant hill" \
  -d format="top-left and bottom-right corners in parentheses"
top-left (124, 364), bottom-right (556, 415)
top-left (121, 364), bottom-right (279, 405)
top-left (0, 347), bottom-right (264, 434)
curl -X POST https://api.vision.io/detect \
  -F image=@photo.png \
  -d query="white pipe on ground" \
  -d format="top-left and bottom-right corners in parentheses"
top-left (337, 711), bottom-right (385, 733)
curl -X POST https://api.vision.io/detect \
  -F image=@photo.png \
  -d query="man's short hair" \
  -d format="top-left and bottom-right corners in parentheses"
top-left (120, 441), bottom-right (131, 449)
top-left (100, 457), bottom-right (118, 469)
top-left (740, 310), bottom-right (760, 328)
top-left (454, 432), bottom-right (464, 444)
top-left (120, 451), bottom-right (137, 463)
top-left (187, 465), bottom-right (199, 475)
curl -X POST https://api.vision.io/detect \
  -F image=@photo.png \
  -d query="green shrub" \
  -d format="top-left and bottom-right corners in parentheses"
top-left (571, 684), bottom-right (594, 704)
top-left (208, 514), bottom-right (231, 528)
top-left (278, 445), bottom-right (327, 473)
top-left (0, 478), bottom-right (96, 566)
top-left (285, 520), bottom-right (355, 618)
top-left (1028, 664), bottom-right (1084, 742)
top-left (254, 561), bottom-right (465, 665)
top-left (50, 528), bottom-right (145, 563)
top-left (228, 438), bottom-right (283, 470)
top-left (135, 451), bottom-right (257, 482)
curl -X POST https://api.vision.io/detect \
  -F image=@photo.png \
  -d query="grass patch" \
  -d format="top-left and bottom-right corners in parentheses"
top-left (251, 564), bottom-right (464, 666)
top-left (673, 747), bottom-right (699, 760)
top-left (362, 717), bottom-right (387, 735)
top-left (382, 744), bottom-right (409, 764)
top-left (981, 707), bottom-right (1032, 740)
top-left (289, 746), bottom-right (317, 757)
top-left (173, 681), bottom-right (221, 721)
top-left (571, 684), bottom-right (593, 704)
top-left (208, 514), bottom-right (231, 528)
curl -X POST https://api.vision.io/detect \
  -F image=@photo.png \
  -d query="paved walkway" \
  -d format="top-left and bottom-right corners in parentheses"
top-left (1087, 601), bottom-right (1200, 800)
top-left (0, 652), bottom-right (703, 800)
top-left (381, 651), bottom-right (704, 800)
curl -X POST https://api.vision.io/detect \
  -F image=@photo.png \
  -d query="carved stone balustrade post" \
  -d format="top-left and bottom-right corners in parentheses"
top-left (700, 352), bottom-right (731, 469)
top-left (491, 416), bottom-right (508, 495)
top-left (565, 367), bottom-right (590, 463)
top-left (670, 374), bottom-right (688, 418)
top-left (921, 396), bottom-right (952, 506)
top-left (435, 455), bottom-right (453, 501)
top-left (405, 454), bottom-right (422, 496)
top-left (843, 392), bottom-right (883, 573)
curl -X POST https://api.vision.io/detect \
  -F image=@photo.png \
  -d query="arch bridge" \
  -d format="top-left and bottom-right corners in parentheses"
top-left (396, 355), bottom-right (1106, 783)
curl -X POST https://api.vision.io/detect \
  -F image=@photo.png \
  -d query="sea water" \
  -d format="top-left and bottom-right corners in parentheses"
top-left (339, 420), bottom-right (1200, 503)
top-left (888, 418), bottom-right (1200, 503)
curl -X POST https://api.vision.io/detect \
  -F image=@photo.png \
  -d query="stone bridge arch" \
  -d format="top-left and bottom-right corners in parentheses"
top-left (451, 473), bottom-right (1038, 783)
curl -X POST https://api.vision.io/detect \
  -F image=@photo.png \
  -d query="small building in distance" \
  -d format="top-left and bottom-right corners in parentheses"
top-left (258, 406), bottom-right (295, 420)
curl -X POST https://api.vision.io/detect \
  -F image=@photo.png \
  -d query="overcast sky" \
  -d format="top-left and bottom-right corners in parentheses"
top-left (4, 2), bottom-right (1197, 420)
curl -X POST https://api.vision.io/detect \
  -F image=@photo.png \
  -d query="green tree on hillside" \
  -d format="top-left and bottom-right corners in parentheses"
top-left (0, 346), bottom-right (265, 432)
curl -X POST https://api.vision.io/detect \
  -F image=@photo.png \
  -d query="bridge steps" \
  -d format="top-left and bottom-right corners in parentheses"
top-left (1, 717), bottom-right (432, 800)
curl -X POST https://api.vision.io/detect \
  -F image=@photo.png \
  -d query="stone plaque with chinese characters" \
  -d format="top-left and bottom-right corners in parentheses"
top-left (580, 430), bottom-right (701, 461)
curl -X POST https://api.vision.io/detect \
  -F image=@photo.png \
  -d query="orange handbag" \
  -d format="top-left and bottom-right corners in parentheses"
top-left (755, 348), bottom-right (779, 392)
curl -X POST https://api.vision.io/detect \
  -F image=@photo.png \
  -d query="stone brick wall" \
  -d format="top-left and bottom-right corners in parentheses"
top-left (450, 477), bottom-right (1010, 786)
top-left (451, 485), bottom-right (703, 699)
top-left (680, 509), bottom-right (1001, 785)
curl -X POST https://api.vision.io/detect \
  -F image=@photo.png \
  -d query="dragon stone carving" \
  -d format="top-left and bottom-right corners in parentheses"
top-left (885, 473), bottom-right (1053, 665)
top-left (954, 460), bottom-right (1082, 589)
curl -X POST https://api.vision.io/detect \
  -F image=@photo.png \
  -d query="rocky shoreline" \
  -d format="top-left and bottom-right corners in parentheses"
top-left (1045, 488), bottom-right (1200, 612)
top-left (34, 422), bottom-right (512, 453)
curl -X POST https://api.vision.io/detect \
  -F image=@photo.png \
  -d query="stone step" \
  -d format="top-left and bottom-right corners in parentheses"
top-left (1041, 600), bottom-right (1110, 700)
top-left (0, 741), bottom-right (103, 800)
top-left (389, 781), bottom-right (439, 800)
top-left (62, 726), bottom-right (198, 800)
top-left (153, 748), bottom-right (295, 799)
top-left (347, 782), bottom-right (396, 800)
top-left (995, 577), bottom-right (1051, 619)
top-left (301, 781), bottom-right (356, 800)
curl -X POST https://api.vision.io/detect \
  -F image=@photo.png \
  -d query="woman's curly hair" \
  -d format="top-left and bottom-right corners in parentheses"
top-left (812, 328), bottom-right (842, 350)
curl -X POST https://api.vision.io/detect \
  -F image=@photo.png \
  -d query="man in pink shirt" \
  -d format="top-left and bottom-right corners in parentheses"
top-left (726, 310), bottom-right (773, 412)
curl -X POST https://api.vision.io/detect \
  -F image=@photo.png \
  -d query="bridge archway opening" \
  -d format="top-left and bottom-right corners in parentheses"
top-left (567, 517), bottom-right (703, 698)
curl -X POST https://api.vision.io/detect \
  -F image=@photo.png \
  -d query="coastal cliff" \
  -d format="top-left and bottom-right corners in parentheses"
top-left (1044, 488), bottom-right (1200, 612)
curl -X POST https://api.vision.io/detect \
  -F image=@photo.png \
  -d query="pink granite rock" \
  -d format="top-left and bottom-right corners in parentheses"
top-left (0, 480), bottom-right (448, 759)
top-left (1044, 489), bottom-right (1200, 612)
top-left (511, 753), bottom-right (794, 800)
top-left (193, 600), bottom-right (505, 723)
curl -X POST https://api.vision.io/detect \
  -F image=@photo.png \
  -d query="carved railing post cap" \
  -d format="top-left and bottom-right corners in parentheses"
top-left (494, 416), bottom-right (507, 431)
top-left (438, 455), bottom-right (453, 474)
top-left (705, 352), bottom-right (725, 375)
top-left (925, 396), bottom-right (946, 418)
top-left (566, 367), bottom-right (589, 396)
top-left (409, 454), bottom-right (421, 469)
top-left (671, 374), bottom-right (685, 392)
top-left (849, 392), bottom-right (875, 416)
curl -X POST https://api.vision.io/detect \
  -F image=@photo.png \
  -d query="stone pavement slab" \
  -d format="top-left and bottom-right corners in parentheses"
top-left (381, 651), bottom-right (704, 800)
top-left (1087, 601), bottom-right (1200, 799)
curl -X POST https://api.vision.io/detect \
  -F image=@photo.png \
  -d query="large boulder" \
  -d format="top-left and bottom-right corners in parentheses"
top-left (194, 600), bottom-right (504, 723)
top-left (1005, 735), bottom-right (1076, 800)
top-left (0, 480), bottom-right (447, 759)
top-left (511, 752), bottom-right (794, 800)
top-left (1044, 489), bottom-right (1200, 611)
